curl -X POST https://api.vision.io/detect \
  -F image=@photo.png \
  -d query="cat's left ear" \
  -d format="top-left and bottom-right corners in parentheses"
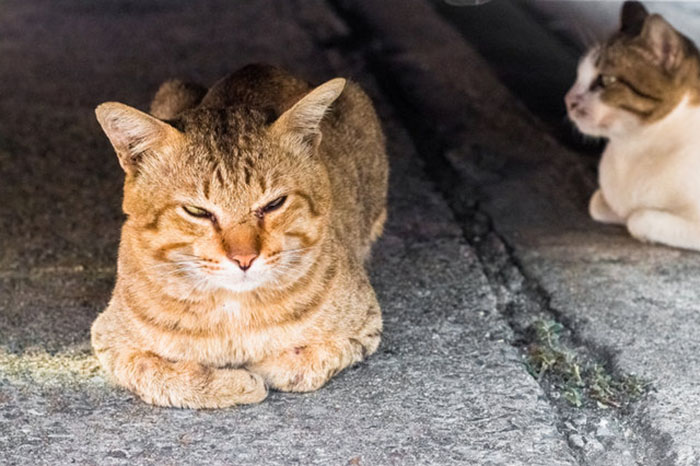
top-left (95, 102), bottom-right (184, 175)
top-left (640, 14), bottom-right (684, 71)
top-left (270, 78), bottom-right (346, 153)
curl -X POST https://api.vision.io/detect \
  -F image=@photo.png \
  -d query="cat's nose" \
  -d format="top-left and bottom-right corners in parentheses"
top-left (229, 252), bottom-right (258, 271)
top-left (565, 91), bottom-right (580, 111)
top-left (222, 224), bottom-right (260, 271)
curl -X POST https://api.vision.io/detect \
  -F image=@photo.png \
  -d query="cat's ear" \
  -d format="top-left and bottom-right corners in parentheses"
top-left (640, 14), bottom-right (684, 71)
top-left (95, 102), bottom-right (184, 175)
top-left (620, 1), bottom-right (648, 36)
top-left (270, 78), bottom-right (346, 152)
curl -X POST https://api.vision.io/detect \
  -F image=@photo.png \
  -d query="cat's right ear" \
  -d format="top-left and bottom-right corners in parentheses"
top-left (95, 102), bottom-right (184, 175)
top-left (269, 78), bottom-right (346, 154)
top-left (620, 1), bottom-right (649, 36)
top-left (640, 14), bottom-right (684, 71)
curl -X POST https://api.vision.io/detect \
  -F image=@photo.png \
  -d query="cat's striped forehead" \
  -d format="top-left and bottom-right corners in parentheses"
top-left (178, 107), bottom-right (271, 162)
top-left (175, 106), bottom-right (281, 200)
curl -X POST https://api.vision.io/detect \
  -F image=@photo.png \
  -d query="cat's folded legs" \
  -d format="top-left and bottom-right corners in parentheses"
top-left (589, 189), bottom-right (624, 224)
top-left (249, 329), bottom-right (381, 392)
top-left (627, 209), bottom-right (700, 251)
top-left (94, 345), bottom-right (267, 408)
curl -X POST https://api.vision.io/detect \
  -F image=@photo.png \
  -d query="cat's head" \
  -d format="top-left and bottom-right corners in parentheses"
top-left (565, 1), bottom-right (699, 139)
top-left (96, 78), bottom-right (345, 296)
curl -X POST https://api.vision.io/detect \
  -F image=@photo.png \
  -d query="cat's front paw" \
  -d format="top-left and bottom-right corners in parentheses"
top-left (176, 368), bottom-right (267, 409)
top-left (249, 346), bottom-right (335, 392)
top-left (589, 190), bottom-right (624, 225)
top-left (251, 341), bottom-right (362, 393)
top-left (210, 369), bottom-right (269, 406)
top-left (626, 210), bottom-right (656, 243)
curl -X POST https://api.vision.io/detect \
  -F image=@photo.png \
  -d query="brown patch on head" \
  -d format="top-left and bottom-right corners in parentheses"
top-left (595, 4), bottom-right (700, 122)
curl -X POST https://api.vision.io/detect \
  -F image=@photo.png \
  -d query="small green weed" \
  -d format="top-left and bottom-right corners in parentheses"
top-left (525, 319), bottom-right (648, 409)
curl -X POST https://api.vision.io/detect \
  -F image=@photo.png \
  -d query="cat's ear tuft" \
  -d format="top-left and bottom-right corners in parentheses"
top-left (620, 1), bottom-right (649, 36)
top-left (95, 102), bottom-right (184, 175)
top-left (640, 14), bottom-right (684, 71)
top-left (270, 78), bottom-right (346, 152)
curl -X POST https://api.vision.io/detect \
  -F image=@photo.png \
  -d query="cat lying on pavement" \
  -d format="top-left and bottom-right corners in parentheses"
top-left (91, 64), bottom-right (388, 408)
top-left (566, 1), bottom-right (700, 251)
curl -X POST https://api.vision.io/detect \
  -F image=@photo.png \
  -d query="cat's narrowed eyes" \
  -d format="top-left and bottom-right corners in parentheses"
top-left (183, 205), bottom-right (213, 219)
top-left (256, 195), bottom-right (287, 218)
top-left (565, 1), bottom-right (695, 139)
top-left (182, 195), bottom-right (288, 223)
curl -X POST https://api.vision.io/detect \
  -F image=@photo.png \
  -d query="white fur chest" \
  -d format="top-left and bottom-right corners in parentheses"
top-left (598, 101), bottom-right (700, 220)
top-left (598, 144), bottom-right (657, 218)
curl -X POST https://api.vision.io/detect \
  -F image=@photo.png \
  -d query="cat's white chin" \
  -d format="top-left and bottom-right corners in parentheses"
top-left (209, 266), bottom-right (270, 293)
top-left (214, 276), bottom-right (266, 293)
top-left (569, 117), bottom-right (608, 139)
top-left (568, 107), bottom-right (641, 140)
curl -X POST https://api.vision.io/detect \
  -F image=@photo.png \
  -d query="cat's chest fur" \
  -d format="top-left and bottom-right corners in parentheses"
top-left (139, 297), bottom-right (314, 367)
top-left (599, 100), bottom-right (700, 219)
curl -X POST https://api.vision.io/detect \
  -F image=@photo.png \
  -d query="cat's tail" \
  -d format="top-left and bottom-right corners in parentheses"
top-left (149, 79), bottom-right (207, 120)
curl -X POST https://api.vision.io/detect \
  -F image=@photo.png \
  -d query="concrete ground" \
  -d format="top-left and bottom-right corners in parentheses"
top-left (0, 0), bottom-right (697, 464)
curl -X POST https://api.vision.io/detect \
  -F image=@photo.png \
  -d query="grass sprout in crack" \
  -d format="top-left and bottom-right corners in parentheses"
top-left (525, 319), bottom-right (649, 409)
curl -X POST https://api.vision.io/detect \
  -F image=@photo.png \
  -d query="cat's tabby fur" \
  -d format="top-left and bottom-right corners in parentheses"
top-left (91, 64), bottom-right (388, 408)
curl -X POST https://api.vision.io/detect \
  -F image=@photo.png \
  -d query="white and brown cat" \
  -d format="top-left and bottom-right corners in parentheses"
top-left (91, 64), bottom-right (388, 408)
top-left (566, 1), bottom-right (700, 251)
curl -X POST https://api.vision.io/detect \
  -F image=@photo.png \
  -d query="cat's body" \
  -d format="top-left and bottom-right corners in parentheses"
top-left (566, 1), bottom-right (700, 250)
top-left (91, 65), bottom-right (388, 408)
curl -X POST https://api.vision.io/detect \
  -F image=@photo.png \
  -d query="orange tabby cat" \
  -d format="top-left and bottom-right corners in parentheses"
top-left (91, 64), bottom-right (388, 408)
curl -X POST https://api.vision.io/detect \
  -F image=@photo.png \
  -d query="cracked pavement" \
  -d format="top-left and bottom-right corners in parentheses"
top-left (0, 0), bottom-right (698, 464)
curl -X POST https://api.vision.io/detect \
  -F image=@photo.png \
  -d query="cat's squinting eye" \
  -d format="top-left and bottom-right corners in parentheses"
top-left (183, 205), bottom-right (212, 219)
top-left (258, 196), bottom-right (287, 217)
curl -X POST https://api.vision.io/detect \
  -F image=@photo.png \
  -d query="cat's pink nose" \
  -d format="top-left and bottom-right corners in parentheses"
top-left (230, 253), bottom-right (258, 271)
top-left (565, 91), bottom-right (581, 112)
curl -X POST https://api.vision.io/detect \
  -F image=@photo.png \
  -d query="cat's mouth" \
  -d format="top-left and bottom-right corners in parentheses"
top-left (567, 104), bottom-right (611, 138)
top-left (568, 111), bottom-right (596, 135)
top-left (207, 260), bottom-right (269, 292)
top-left (570, 107), bottom-right (589, 120)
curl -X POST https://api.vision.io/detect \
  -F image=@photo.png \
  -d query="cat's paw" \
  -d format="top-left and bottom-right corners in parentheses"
top-left (626, 210), bottom-right (657, 244)
top-left (250, 344), bottom-right (346, 393)
top-left (252, 334), bottom-right (380, 392)
top-left (589, 190), bottom-right (624, 224)
top-left (197, 369), bottom-right (268, 408)
top-left (268, 348), bottom-right (333, 392)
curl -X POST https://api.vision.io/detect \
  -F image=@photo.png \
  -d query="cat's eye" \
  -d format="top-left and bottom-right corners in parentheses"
top-left (260, 196), bottom-right (287, 215)
top-left (183, 205), bottom-right (212, 218)
top-left (593, 74), bottom-right (617, 90)
top-left (601, 75), bottom-right (617, 87)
